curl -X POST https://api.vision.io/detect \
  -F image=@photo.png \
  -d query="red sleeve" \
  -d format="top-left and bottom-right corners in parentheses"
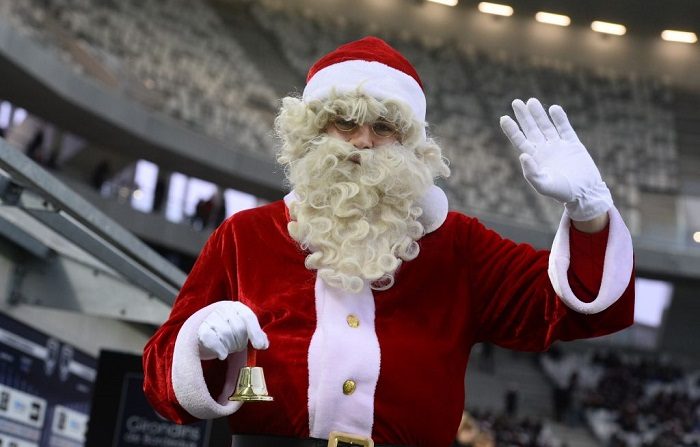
top-left (142, 220), bottom-right (238, 423)
top-left (468, 217), bottom-right (634, 351)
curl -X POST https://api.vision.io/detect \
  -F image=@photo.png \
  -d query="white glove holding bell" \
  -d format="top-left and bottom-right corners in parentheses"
top-left (499, 98), bottom-right (613, 221)
top-left (197, 301), bottom-right (269, 361)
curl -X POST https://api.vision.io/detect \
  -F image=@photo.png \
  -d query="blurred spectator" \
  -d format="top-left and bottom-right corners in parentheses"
top-left (191, 196), bottom-right (214, 231)
top-left (465, 408), bottom-right (557, 447)
top-left (617, 402), bottom-right (640, 432)
top-left (472, 432), bottom-right (495, 447)
top-left (565, 371), bottom-right (581, 426)
top-left (477, 342), bottom-right (495, 373)
top-left (504, 383), bottom-right (519, 418)
top-left (90, 160), bottom-right (111, 192)
top-left (453, 411), bottom-right (479, 447)
top-left (212, 190), bottom-right (227, 227)
top-left (552, 383), bottom-right (567, 423)
top-left (609, 432), bottom-right (629, 447)
top-left (25, 129), bottom-right (45, 164)
top-left (152, 177), bottom-right (167, 214)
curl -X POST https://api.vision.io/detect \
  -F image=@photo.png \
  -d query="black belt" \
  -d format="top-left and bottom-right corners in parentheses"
top-left (231, 434), bottom-right (410, 447)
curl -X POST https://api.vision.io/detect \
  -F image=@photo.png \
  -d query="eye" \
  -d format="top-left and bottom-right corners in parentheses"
top-left (333, 118), bottom-right (358, 132)
top-left (372, 121), bottom-right (398, 137)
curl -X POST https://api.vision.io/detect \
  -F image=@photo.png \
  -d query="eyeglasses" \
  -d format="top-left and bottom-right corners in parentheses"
top-left (329, 117), bottom-right (400, 139)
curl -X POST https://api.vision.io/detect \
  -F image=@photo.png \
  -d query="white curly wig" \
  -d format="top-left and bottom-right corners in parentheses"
top-left (275, 91), bottom-right (450, 293)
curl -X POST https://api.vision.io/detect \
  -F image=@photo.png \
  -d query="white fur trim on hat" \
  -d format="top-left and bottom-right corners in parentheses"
top-left (303, 60), bottom-right (426, 131)
top-left (548, 206), bottom-right (633, 314)
top-left (171, 301), bottom-right (246, 419)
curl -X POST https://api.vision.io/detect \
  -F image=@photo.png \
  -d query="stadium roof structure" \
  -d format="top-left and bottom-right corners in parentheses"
top-left (457, 0), bottom-right (699, 36)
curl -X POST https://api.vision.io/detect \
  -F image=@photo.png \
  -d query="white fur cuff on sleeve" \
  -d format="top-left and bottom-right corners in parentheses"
top-left (171, 301), bottom-right (246, 419)
top-left (548, 206), bottom-right (633, 314)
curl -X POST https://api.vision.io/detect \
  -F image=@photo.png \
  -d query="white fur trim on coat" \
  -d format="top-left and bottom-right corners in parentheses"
top-left (415, 185), bottom-right (449, 234)
top-left (302, 60), bottom-right (427, 139)
top-left (171, 301), bottom-right (246, 419)
top-left (548, 206), bottom-right (633, 314)
top-left (307, 278), bottom-right (380, 438)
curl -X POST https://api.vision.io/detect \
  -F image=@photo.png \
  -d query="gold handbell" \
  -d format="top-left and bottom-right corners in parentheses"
top-left (229, 366), bottom-right (274, 402)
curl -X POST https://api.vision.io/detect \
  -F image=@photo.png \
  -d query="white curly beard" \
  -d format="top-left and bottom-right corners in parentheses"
top-left (286, 135), bottom-right (435, 293)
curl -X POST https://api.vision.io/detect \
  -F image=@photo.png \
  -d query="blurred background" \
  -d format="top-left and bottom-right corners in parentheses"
top-left (0, 0), bottom-right (698, 446)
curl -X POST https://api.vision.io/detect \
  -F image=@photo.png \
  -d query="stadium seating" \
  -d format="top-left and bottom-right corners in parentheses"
top-left (2, 0), bottom-right (679, 228)
top-left (465, 408), bottom-right (562, 447)
top-left (2, 0), bottom-right (279, 157)
top-left (251, 0), bottom-right (677, 228)
top-left (541, 348), bottom-right (700, 446)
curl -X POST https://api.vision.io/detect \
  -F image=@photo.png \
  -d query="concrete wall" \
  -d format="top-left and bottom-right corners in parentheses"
top-left (0, 205), bottom-right (154, 356)
top-left (0, 222), bottom-right (155, 358)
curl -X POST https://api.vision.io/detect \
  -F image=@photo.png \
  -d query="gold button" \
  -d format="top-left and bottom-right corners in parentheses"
top-left (342, 379), bottom-right (356, 395)
top-left (346, 314), bottom-right (360, 328)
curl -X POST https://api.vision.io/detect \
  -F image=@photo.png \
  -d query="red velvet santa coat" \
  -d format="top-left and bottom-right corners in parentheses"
top-left (143, 195), bottom-right (635, 447)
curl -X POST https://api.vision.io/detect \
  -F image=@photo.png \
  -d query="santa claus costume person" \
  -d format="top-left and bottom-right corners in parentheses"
top-left (143, 37), bottom-right (635, 447)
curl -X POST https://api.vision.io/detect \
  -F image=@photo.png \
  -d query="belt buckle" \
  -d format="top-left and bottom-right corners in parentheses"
top-left (327, 431), bottom-right (374, 447)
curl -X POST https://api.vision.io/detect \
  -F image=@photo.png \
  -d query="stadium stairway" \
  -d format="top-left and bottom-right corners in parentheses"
top-left (465, 345), bottom-right (599, 447)
top-left (466, 346), bottom-right (552, 418)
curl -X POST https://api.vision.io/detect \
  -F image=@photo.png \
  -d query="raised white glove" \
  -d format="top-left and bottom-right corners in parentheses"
top-left (197, 301), bottom-right (269, 361)
top-left (499, 98), bottom-right (613, 221)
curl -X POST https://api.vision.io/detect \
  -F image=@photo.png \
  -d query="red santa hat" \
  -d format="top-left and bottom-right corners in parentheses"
top-left (303, 36), bottom-right (427, 131)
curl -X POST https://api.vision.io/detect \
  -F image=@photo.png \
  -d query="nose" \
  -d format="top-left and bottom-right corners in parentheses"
top-left (348, 124), bottom-right (374, 149)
